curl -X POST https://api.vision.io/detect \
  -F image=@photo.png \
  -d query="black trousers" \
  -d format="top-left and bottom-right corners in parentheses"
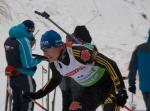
top-left (10, 74), bottom-right (36, 111)
top-left (76, 74), bottom-right (120, 111)
top-left (61, 90), bottom-right (72, 111)
top-left (60, 77), bottom-right (84, 111)
top-left (60, 71), bottom-right (121, 111)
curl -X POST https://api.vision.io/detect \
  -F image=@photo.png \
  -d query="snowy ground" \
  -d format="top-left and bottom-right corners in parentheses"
top-left (0, 0), bottom-right (150, 110)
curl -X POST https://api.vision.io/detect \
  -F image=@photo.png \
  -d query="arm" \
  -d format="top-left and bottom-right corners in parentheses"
top-left (94, 52), bottom-right (128, 107)
top-left (128, 50), bottom-right (138, 86)
top-left (95, 53), bottom-right (126, 91)
top-left (72, 46), bottom-right (128, 107)
top-left (24, 63), bottom-right (62, 99)
top-left (128, 49), bottom-right (138, 94)
top-left (18, 38), bottom-right (42, 68)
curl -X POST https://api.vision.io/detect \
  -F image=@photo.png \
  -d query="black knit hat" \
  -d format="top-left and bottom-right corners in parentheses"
top-left (74, 25), bottom-right (92, 43)
top-left (22, 20), bottom-right (35, 29)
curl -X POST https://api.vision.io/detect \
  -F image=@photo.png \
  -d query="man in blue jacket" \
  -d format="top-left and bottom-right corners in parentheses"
top-left (128, 29), bottom-right (150, 111)
top-left (4, 20), bottom-right (43, 111)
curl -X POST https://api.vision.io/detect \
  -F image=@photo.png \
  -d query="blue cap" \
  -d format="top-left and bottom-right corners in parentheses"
top-left (40, 30), bottom-right (64, 49)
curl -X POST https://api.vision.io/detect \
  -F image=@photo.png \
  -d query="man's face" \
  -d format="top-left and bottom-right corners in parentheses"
top-left (42, 47), bottom-right (62, 63)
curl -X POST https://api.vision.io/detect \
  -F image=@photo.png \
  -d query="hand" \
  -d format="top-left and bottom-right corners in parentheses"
top-left (69, 101), bottom-right (82, 110)
top-left (128, 85), bottom-right (136, 94)
top-left (5, 65), bottom-right (21, 76)
top-left (22, 92), bottom-right (36, 101)
top-left (114, 89), bottom-right (128, 107)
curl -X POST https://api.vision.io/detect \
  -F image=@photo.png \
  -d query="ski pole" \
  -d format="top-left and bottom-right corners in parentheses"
top-left (130, 93), bottom-right (136, 111)
top-left (124, 105), bottom-right (132, 111)
top-left (8, 95), bottom-right (12, 111)
top-left (34, 29), bottom-right (40, 37)
top-left (46, 63), bottom-right (51, 111)
top-left (15, 86), bottom-right (48, 111)
top-left (5, 77), bottom-right (13, 111)
top-left (22, 90), bottom-right (48, 111)
top-left (5, 77), bottom-right (9, 111)
top-left (28, 96), bottom-right (48, 111)
top-left (131, 94), bottom-right (134, 110)
top-left (52, 88), bottom-right (56, 111)
top-left (41, 66), bottom-right (44, 111)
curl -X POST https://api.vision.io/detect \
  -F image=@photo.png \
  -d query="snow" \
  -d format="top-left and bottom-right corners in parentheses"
top-left (0, 0), bottom-right (150, 110)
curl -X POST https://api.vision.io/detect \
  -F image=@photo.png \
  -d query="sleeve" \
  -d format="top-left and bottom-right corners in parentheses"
top-left (94, 53), bottom-right (126, 90)
top-left (72, 45), bottom-right (96, 64)
top-left (31, 63), bottom-right (63, 99)
top-left (128, 49), bottom-right (138, 86)
top-left (18, 38), bottom-right (42, 68)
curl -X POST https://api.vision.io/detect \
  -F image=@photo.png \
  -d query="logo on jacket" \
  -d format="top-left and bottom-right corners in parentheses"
top-left (81, 50), bottom-right (90, 62)
top-left (64, 66), bottom-right (86, 77)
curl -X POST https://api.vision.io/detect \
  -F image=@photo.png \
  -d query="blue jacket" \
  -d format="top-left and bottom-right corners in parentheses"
top-left (8, 24), bottom-right (42, 76)
top-left (128, 29), bottom-right (150, 92)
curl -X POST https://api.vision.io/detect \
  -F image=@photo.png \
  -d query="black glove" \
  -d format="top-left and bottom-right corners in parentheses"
top-left (31, 66), bottom-right (37, 71)
top-left (32, 54), bottom-right (48, 61)
top-left (114, 89), bottom-right (128, 107)
top-left (128, 85), bottom-right (136, 94)
top-left (22, 92), bottom-right (38, 101)
top-left (23, 89), bottom-right (44, 100)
